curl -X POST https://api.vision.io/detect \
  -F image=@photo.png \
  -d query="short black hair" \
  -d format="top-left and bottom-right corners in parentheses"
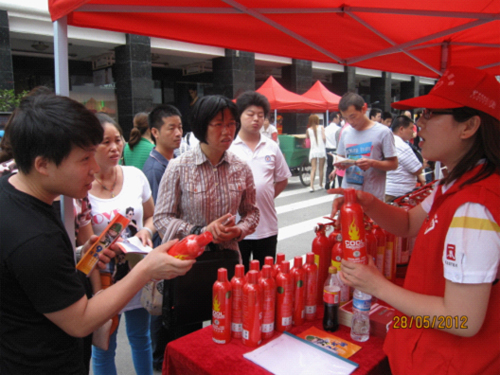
top-left (148, 104), bottom-right (182, 131)
top-left (190, 95), bottom-right (239, 144)
top-left (339, 92), bottom-right (365, 112)
top-left (369, 108), bottom-right (382, 119)
top-left (95, 112), bottom-right (124, 137)
top-left (390, 115), bottom-right (413, 132)
top-left (9, 92), bottom-right (103, 174)
top-left (329, 112), bottom-right (340, 122)
top-left (382, 111), bottom-right (393, 121)
top-left (236, 91), bottom-right (270, 119)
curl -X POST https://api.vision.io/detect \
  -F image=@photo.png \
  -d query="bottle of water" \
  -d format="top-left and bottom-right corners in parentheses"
top-left (350, 289), bottom-right (371, 342)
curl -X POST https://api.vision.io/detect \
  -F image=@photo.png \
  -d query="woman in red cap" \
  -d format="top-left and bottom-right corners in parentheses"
top-left (330, 66), bottom-right (500, 374)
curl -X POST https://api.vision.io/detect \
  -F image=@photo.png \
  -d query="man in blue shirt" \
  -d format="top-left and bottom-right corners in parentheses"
top-left (143, 104), bottom-right (183, 371)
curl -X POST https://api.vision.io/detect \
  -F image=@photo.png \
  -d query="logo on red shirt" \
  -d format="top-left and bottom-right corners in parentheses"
top-left (446, 244), bottom-right (456, 261)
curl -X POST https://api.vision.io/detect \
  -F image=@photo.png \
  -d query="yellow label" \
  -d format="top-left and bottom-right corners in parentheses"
top-left (314, 254), bottom-right (320, 268)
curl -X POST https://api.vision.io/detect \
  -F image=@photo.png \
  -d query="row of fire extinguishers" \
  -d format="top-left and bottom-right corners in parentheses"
top-left (212, 253), bottom-right (321, 346)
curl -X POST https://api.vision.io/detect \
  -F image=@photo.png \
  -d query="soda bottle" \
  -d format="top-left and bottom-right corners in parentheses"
top-left (273, 253), bottom-right (285, 278)
top-left (331, 234), bottom-right (343, 272)
top-left (258, 265), bottom-right (276, 339)
top-left (275, 260), bottom-right (293, 332)
top-left (303, 252), bottom-right (318, 321)
top-left (340, 189), bottom-right (368, 264)
top-left (312, 224), bottom-right (331, 305)
top-left (230, 264), bottom-right (245, 338)
top-left (350, 289), bottom-right (372, 342)
top-left (291, 256), bottom-right (305, 326)
top-left (168, 231), bottom-right (213, 260)
top-left (242, 270), bottom-right (262, 347)
top-left (323, 266), bottom-right (340, 332)
top-left (212, 268), bottom-right (232, 344)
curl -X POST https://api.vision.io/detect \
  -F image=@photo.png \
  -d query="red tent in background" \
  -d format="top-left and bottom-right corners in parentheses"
top-left (48, 1), bottom-right (500, 78)
top-left (301, 81), bottom-right (341, 112)
top-left (256, 76), bottom-right (326, 112)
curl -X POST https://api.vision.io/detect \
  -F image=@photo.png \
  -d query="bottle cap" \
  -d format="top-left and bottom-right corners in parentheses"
top-left (281, 261), bottom-right (290, 273)
top-left (306, 252), bottom-right (314, 264)
top-left (250, 260), bottom-right (260, 272)
top-left (294, 256), bottom-right (303, 268)
top-left (328, 266), bottom-right (338, 274)
top-left (247, 270), bottom-right (259, 284)
top-left (276, 253), bottom-right (285, 263)
top-left (234, 264), bottom-right (245, 278)
top-left (261, 265), bottom-right (272, 278)
top-left (344, 188), bottom-right (356, 203)
top-left (217, 268), bottom-right (228, 281)
top-left (264, 256), bottom-right (274, 266)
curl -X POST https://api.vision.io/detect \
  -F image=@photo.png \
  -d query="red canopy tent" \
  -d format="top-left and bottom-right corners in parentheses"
top-left (48, 0), bottom-right (500, 78)
top-left (301, 81), bottom-right (341, 112)
top-left (256, 76), bottom-right (325, 112)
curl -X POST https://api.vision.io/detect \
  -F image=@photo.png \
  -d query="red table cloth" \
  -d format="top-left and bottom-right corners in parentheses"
top-left (164, 318), bottom-right (389, 375)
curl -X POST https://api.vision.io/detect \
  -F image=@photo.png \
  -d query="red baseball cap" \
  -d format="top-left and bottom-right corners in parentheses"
top-left (392, 66), bottom-right (500, 121)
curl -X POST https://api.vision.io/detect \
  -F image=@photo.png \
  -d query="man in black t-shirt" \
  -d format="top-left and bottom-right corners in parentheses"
top-left (0, 92), bottom-right (194, 374)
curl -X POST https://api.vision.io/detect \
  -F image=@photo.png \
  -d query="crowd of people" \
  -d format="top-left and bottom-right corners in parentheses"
top-left (0, 65), bottom-right (499, 375)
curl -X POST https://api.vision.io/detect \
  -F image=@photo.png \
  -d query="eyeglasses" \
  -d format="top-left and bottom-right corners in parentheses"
top-left (208, 121), bottom-right (238, 129)
top-left (422, 109), bottom-right (454, 120)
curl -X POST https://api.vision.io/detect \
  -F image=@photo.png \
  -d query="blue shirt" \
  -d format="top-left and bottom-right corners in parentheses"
top-left (143, 148), bottom-right (170, 246)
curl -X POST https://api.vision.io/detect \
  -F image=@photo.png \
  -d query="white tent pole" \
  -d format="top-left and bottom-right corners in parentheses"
top-left (53, 16), bottom-right (75, 244)
top-left (326, 110), bottom-right (329, 126)
top-left (274, 109), bottom-right (277, 126)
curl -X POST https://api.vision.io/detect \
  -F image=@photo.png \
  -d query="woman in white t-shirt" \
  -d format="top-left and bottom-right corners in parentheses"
top-left (260, 117), bottom-right (279, 143)
top-left (305, 114), bottom-right (326, 192)
top-left (89, 113), bottom-right (156, 375)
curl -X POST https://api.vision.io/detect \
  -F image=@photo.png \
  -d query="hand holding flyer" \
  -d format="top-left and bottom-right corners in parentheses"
top-left (76, 214), bottom-right (130, 275)
top-left (332, 155), bottom-right (357, 167)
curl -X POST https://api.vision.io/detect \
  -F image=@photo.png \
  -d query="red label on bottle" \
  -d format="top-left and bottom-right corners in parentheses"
top-left (323, 286), bottom-right (340, 305)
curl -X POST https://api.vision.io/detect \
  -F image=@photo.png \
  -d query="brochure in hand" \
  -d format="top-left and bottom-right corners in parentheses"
top-left (116, 235), bottom-right (154, 255)
top-left (76, 214), bottom-right (130, 275)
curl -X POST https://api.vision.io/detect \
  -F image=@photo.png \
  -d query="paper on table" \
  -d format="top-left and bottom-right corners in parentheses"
top-left (243, 332), bottom-right (358, 375)
top-left (116, 236), bottom-right (153, 254)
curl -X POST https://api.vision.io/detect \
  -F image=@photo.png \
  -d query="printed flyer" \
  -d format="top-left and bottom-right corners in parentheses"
top-left (296, 326), bottom-right (362, 359)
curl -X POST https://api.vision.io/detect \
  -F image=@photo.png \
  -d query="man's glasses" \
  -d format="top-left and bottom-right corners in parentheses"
top-left (422, 109), bottom-right (454, 120)
top-left (208, 121), bottom-right (238, 129)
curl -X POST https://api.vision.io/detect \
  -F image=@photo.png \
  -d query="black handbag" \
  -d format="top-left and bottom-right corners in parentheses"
top-left (162, 246), bottom-right (238, 329)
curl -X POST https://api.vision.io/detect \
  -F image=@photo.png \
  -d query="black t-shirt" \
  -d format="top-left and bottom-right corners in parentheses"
top-left (0, 175), bottom-right (87, 374)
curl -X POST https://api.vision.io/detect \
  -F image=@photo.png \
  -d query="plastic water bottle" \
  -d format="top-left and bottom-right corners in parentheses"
top-left (350, 289), bottom-right (371, 342)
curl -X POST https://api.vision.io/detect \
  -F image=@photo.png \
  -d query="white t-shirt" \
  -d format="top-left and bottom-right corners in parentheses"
top-left (325, 122), bottom-right (340, 149)
top-left (230, 135), bottom-right (291, 239)
top-left (337, 122), bottom-right (396, 201)
top-left (260, 124), bottom-right (279, 144)
top-left (421, 182), bottom-right (500, 284)
top-left (89, 166), bottom-right (152, 312)
top-left (386, 135), bottom-right (422, 197)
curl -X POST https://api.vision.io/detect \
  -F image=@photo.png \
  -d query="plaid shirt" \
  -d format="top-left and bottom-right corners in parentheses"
top-left (154, 144), bottom-right (259, 252)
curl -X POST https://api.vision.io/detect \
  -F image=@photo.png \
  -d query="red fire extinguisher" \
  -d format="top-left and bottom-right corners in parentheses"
top-left (340, 189), bottom-right (368, 265)
top-left (275, 261), bottom-right (293, 332)
top-left (312, 224), bottom-right (331, 305)
top-left (303, 252), bottom-right (318, 321)
top-left (212, 268), bottom-right (232, 344)
top-left (259, 265), bottom-right (276, 340)
top-left (230, 264), bottom-right (245, 339)
top-left (242, 270), bottom-right (262, 347)
top-left (291, 256), bottom-right (305, 326)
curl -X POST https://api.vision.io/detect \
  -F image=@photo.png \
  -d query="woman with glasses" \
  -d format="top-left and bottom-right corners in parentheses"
top-left (154, 95), bottom-right (259, 338)
top-left (330, 66), bottom-right (500, 374)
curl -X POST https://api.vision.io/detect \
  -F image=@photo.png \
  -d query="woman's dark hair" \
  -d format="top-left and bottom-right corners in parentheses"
top-left (9, 91), bottom-right (103, 174)
top-left (236, 91), bottom-right (270, 118)
top-left (95, 112), bottom-right (124, 137)
top-left (128, 112), bottom-right (149, 150)
top-left (190, 95), bottom-right (239, 144)
top-left (441, 107), bottom-right (500, 187)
